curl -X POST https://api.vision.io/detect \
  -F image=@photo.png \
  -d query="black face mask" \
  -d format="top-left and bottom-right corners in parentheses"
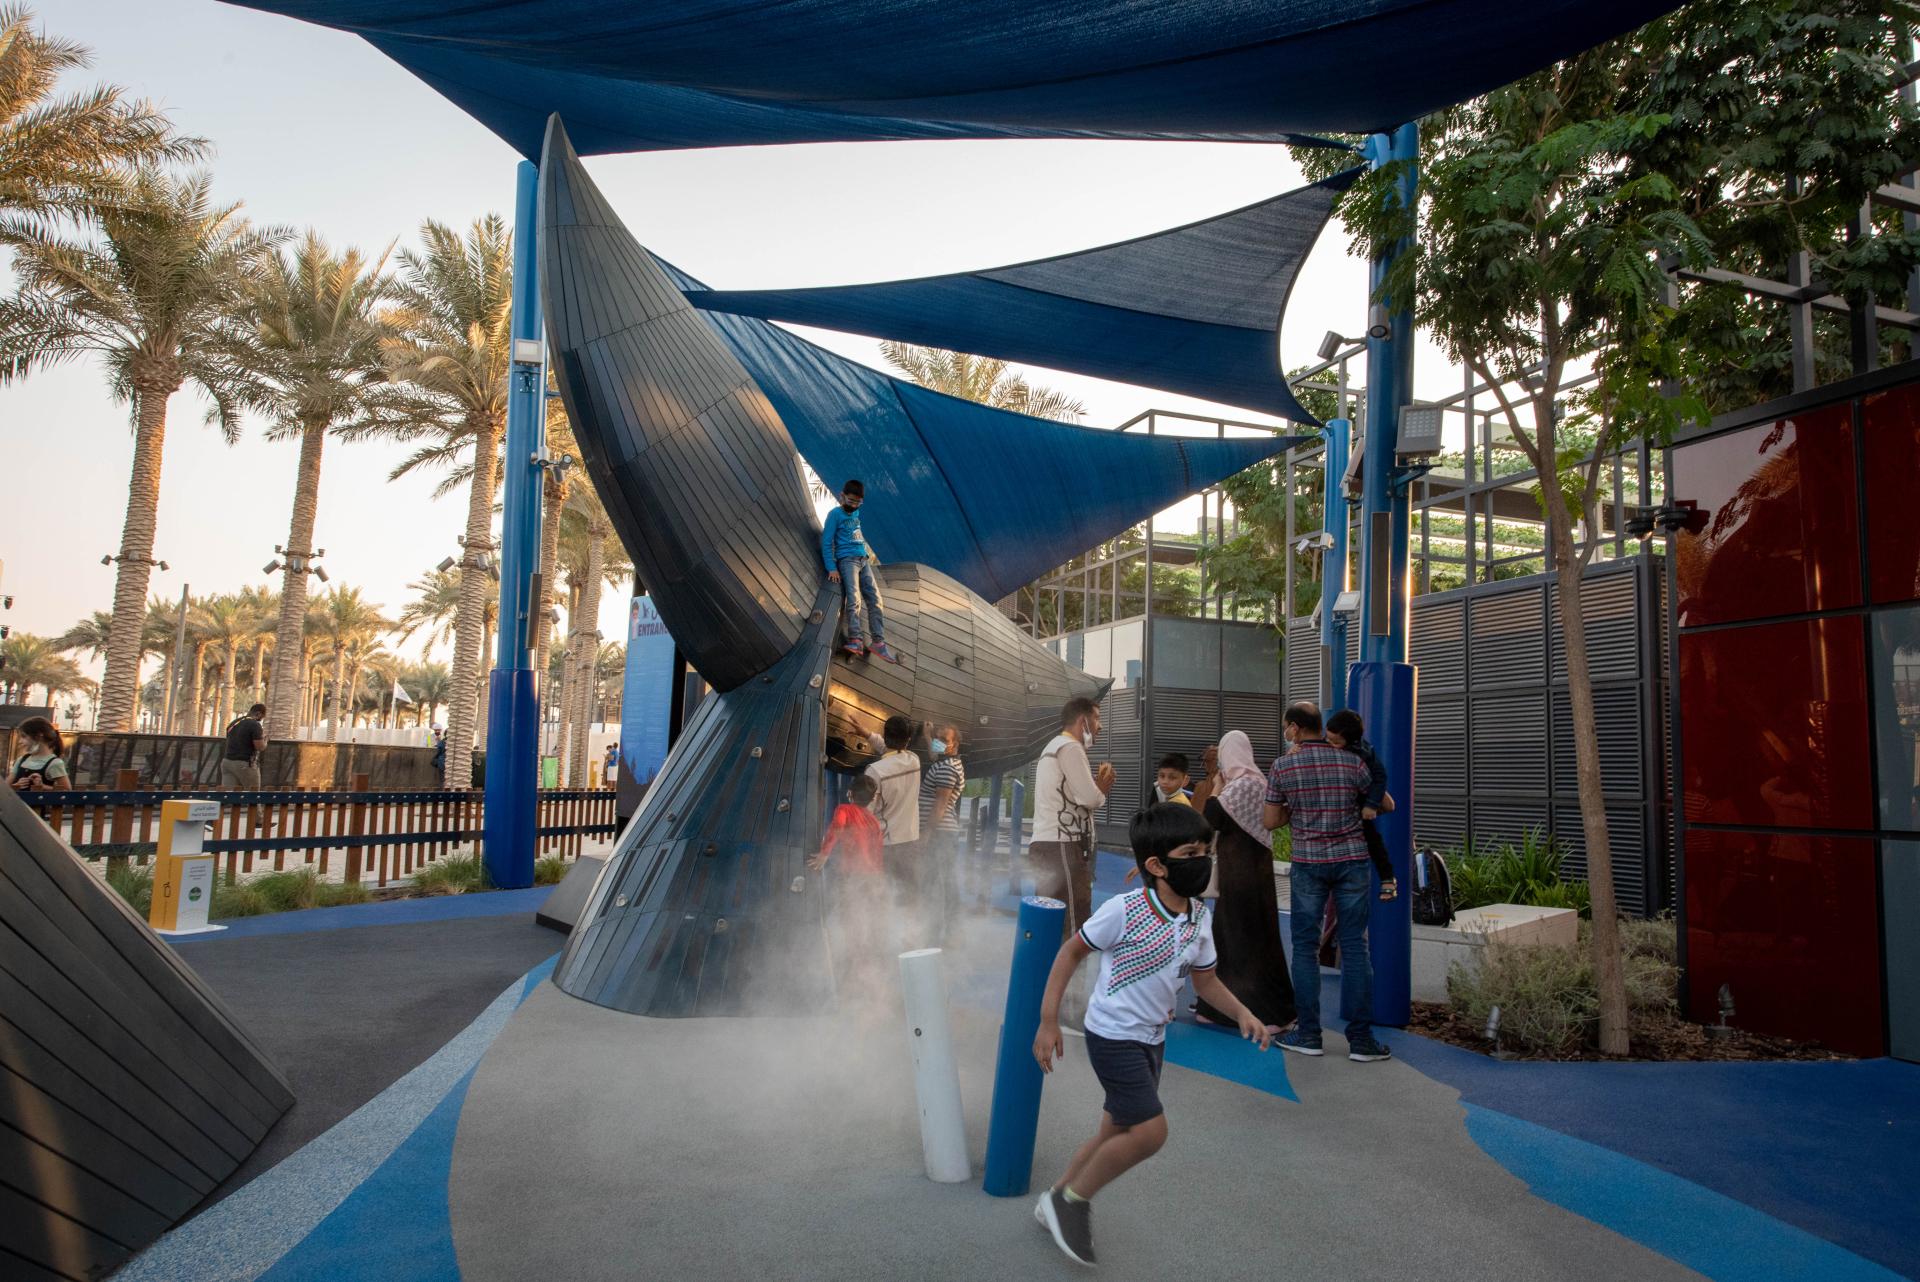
top-left (1156, 854), bottom-right (1212, 899)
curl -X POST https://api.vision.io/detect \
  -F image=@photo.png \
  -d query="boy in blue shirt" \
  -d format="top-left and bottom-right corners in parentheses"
top-left (1031, 803), bottom-right (1270, 1266)
top-left (821, 478), bottom-right (898, 662)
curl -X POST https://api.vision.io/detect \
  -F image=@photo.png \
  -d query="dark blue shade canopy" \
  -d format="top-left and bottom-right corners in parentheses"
top-left (660, 258), bottom-right (1306, 603)
top-left (226, 0), bottom-right (1679, 154)
top-left (687, 170), bottom-right (1359, 424)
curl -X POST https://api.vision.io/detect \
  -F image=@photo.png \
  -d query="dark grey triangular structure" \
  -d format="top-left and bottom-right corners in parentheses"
top-left (541, 118), bottom-right (1107, 1015)
top-left (0, 785), bottom-right (294, 1280)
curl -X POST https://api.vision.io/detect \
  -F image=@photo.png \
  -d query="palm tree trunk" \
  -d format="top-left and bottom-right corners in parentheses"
top-left (222, 641), bottom-right (240, 731)
top-left (99, 381), bottom-right (176, 731)
top-left (567, 523), bottom-right (608, 787)
top-left (445, 417), bottom-right (500, 789)
top-left (252, 636), bottom-right (270, 707)
top-left (183, 640), bottom-right (210, 735)
top-left (265, 420), bottom-right (327, 739)
top-left (329, 649), bottom-right (347, 742)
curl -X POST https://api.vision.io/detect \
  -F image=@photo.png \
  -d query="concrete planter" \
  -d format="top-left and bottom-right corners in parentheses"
top-left (1412, 903), bottom-right (1579, 1003)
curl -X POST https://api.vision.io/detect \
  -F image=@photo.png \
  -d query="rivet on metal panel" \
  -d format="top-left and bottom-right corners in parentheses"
top-left (751, 746), bottom-right (764, 758)
top-left (1027, 683), bottom-right (1038, 693)
top-left (615, 894), bottom-right (628, 908)
top-left (714, 918), bottom-right (729, 933)
top-left (810, 610), bottom-right (825, 624)
top-left (704, 842), bottom-right (718, 856)
top-left (776, 797), bottom-right (791, 811)
top-left (809, 674), bottom-right (823, 688)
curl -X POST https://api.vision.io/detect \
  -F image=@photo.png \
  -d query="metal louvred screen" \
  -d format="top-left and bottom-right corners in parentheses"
top-left (1284, 557), bottom-right (1668, 915)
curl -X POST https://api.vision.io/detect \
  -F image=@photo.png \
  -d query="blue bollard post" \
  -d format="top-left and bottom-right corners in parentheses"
top-left (1348, 660), bottom-right (1416, 1026)
top-left (983, 894), bottom-right (1068, 1197)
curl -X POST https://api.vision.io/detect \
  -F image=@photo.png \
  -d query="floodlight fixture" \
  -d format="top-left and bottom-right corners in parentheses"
top-left (1333, 589), bottom-right (1361, 614)
top-left (313, 565), bottom-right (330, 584)
top-left (101, 554), bottom-right (113, 567)
top-left (1317, 330), bottom-right (1347, 362)
top-left (437, 556), bottom-right (458, 573)
top-left (512, 338), bottom-right (546, 366)
top-left (1366, 303), bottom-right (1391, 340)
top-left (263, 560), bottom-right (282, 576)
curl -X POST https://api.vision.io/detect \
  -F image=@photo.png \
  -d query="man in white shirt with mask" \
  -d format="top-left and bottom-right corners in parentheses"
top-left (1030, 696), bottom-right (1115, 946)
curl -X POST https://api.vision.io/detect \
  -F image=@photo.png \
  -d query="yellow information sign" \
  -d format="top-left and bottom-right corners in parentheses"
top-left (150, 799), bottom-right (225, 936)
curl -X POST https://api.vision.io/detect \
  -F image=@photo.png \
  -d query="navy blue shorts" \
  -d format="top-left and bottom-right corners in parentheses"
top-left (1084, 1031), bottom-right (1165, 1127)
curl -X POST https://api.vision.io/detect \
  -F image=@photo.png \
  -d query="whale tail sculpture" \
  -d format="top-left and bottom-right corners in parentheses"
top-left (540, 116), bottom-right (1285, 1015)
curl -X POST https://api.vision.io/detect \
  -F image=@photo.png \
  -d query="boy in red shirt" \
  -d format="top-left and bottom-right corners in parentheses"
top-left (810, 775), bottom-right (888, 993)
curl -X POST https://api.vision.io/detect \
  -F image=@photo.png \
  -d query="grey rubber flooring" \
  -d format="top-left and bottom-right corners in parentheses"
top-left (452, 964), bottom-right (1700, 1280)
top-left (176, 915), bottom-right (561, 1207)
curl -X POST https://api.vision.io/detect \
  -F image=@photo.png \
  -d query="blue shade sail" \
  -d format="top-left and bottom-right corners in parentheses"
top-left (225, 1), bottom-right (1680, 154)
top-left (686, 170), bottom-right (1361, 424)
top-left (659, 259), bottom-right (1308, 604)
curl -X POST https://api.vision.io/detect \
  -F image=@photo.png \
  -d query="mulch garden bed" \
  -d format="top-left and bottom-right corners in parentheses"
top-left (1407, 1001), bottom-right (1852, 1063)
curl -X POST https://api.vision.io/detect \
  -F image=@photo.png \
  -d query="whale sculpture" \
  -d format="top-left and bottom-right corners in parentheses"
top-left (539, 117), bottom-right (1283, 1015)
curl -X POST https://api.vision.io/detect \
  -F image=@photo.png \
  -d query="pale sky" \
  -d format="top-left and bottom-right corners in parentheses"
top-left (1, 0), bottom-right (1461, 684)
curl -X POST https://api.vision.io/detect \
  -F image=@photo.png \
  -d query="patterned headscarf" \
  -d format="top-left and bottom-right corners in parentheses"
top-left (1214, 731), bottom-right (1270, 849)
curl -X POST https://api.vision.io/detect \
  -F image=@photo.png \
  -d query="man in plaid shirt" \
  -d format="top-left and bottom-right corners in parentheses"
top-left (1263, 701), bottom-right (1391, 1063)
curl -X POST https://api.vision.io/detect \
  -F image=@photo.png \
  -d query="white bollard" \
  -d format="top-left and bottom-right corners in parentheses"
top-left (898, 947), bottom-right (970, 1183)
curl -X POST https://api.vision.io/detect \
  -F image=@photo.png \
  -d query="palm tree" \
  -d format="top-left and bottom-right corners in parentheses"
top-left (230, 232), bottom-right (396, 739)
top-left (559, 481), bottom-right (632, 785)
top-left (395, 566), bottom-right (461, 653)
top-left (236, 583), bottom-right (277, 706)
top-left (0, 4), bottom-right (203, 237)
top-left (879, 341), bottom-right (1085, 421)
top-left (198, 591), bottom-right (264, 733)
top-left (308, 586), bottom-right (392, 741)
top-left (362, 215), bottom-right (512, 787)
top-left (400, 659), bottom-right (451, 728)
top-left (0, 169), bottom-right (281, 730)
top-left (0, 633), bottom-right (81, 704)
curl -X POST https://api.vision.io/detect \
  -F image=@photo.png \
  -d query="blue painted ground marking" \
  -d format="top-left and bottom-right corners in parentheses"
top-left (1464, 1105), bottom-right (1907, 1282)
top-left (1164, 1019), bottom-right (1295, 1101)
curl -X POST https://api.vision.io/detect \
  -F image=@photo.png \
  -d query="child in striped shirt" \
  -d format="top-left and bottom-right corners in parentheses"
top-left (1029, 803), bottom-right (1270, 1267)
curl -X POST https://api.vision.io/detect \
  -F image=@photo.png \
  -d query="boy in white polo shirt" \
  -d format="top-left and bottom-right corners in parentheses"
top-left (1030, 803), bottom-right (1271, 1267)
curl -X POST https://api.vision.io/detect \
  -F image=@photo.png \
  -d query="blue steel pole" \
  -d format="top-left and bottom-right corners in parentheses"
top-left (1319, 417), bottom-right (1352, 711)
top-left (982, 894), bottom-right (1067, 1197)
top-left (482, 159), bottom-right (547, 890)
top-left (1350, 121), bottom-right (1419, 1026)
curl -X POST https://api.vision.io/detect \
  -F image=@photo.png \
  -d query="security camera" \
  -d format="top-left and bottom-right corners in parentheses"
top-left (101, 554), bottom-right (113, 567)
top-left (1293, 531), bottom-right (1335, 554)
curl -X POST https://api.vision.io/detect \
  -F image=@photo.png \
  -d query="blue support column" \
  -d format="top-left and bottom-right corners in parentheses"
top-left (1351, 121), bottom-right (1419, 1026)
top-left (983, 894), bottom-right (1067, 1197)
top-left (482, 160), bottom-right (547, 890)
top-left (1319, 417), bottom-right (1352, 711)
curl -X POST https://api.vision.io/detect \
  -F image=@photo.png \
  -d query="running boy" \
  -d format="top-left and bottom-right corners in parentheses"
top-left (821, 478), bottom-right (898, 662)
top-left (1030, 803), bottom-right (1270, 1267)
top-left (1325, 709), bottom-right (1397, 900)
top-left (809, 774), bottom-right (887, 987)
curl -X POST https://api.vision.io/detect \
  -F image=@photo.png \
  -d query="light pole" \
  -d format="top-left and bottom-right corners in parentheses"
top-left (1350, 121), bottom-right (1420, 1027)
top-left (482, 159), bottom-right (548, 890)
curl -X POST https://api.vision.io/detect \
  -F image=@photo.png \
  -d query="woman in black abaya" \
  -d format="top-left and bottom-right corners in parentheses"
top-left (1193, 730), bottom-right (1295, 1033)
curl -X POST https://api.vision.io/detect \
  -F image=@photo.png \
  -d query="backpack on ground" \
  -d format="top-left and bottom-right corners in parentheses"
top-left (1411, 847), bottom-right (1453, 927)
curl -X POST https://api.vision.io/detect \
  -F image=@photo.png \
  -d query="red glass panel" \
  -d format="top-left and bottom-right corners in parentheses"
top-left (1864, 381), bottom-right (1920, 605)
top-left (1672, 405), bottom-right (1859, 627)
top-left (1679, 616), bottom-right (1872, 831)
top-left (1685, 830), bottom-right (1884, 1057)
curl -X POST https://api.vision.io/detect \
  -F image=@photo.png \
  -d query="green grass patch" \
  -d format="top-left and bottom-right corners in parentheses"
top-left (535, 854), bottom-right (570, 885)
top-left (411, 854), bottom-right (492, 896)
top-left (106, 863), bottom-right (153, 917)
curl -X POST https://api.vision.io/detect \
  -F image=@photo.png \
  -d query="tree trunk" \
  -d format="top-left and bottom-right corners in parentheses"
top-left (444, 418), bottom-right (500, 789)
top-left (1547, 506), bottom-right (1631, 1055)
top-left (253, 637), bottom-right (270, 708)
top-left (329, 649), bottom-right (348, 742)
top-left (223, 641), bottom-right (240, 731)
top-left (567, 524), bottom-right (608, 787)
top-left (183, 640), bottom-right (211, 736)
top-left (99, 380), bottom-right (177, 731)
top-left (265, 419), bottom-right (327, 739)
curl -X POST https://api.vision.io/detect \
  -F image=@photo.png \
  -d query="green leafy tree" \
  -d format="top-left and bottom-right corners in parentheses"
top-left (0, 632), bottom-right (82, 703)
top-left (0, 169), bottom-right (281, 731)
top-left (1294, 2), bottom-right (1920, 1054)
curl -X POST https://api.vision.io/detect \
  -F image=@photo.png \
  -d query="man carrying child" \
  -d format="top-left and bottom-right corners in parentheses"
top-left (1030, 802), bottom-right (1270, 1266)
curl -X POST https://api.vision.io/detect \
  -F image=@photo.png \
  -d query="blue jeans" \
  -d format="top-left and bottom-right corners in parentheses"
top-left (1288, 859), bottom-right (1374, 1042)
top-left (837, 556), bottom-right (885, 644)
